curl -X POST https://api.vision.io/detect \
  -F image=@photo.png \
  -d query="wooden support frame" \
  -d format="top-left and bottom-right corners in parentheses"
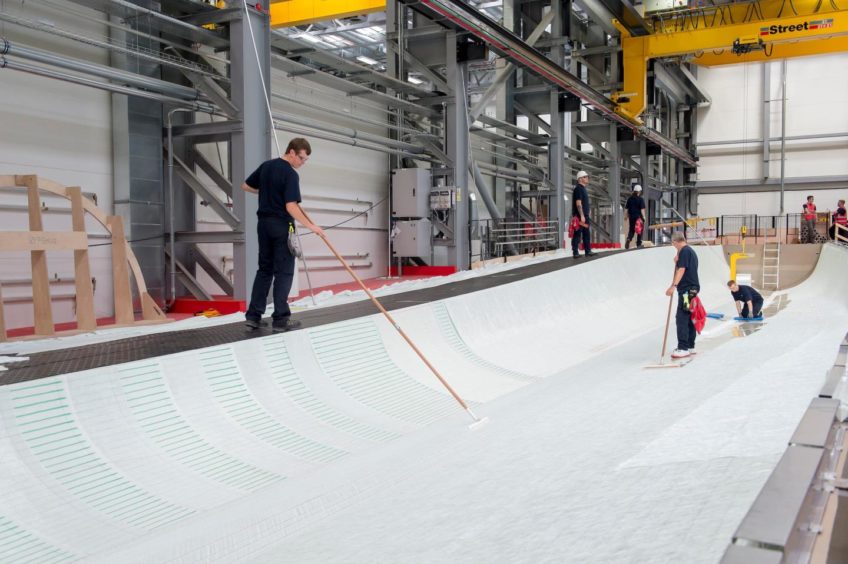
top-left (68, 187), bottom-right (97, 331)
top-left (0, 175), bottom-right (168, 341)
top-left (108, 215), bottom-right (135, 325)
top-left (22, 175), bottom-right (55, 336)
top-left (835, 223), bottom-right (848, 244)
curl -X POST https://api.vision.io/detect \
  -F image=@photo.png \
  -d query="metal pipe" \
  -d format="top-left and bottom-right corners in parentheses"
top-left (2, 39), bottom-right (204, 102)
top-left (779, 60), bottom-right (788, 215)
top-left (273, 121), bottom-right (436, 162)
top-left (474, 161), bottom-right (544, 182)
top-left (762, 63), bottom-right (771, 181)
top-left (272, 111), bottom-right (426, 153)
top-left (0, 11), bottom-right (224, 80)
top-left (470, 161), bottom-right (502, 220)
top-left (167, 108), bottom-right (194, 309)
top-left (696, 131), bottom-right (848, 147)
top-left (105, 0), bottom-right (226, 39)
top-left (271, 92), bottom-right (434, 136)
top-left (1, 57), bottom-right (217, 113)
top-left (473, 147), bottom-right (541, 170)
top-left (40, 0), bottom-right (231, 66)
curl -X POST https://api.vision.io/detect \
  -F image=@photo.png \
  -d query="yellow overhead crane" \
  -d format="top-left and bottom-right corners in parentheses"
top-left (613, 0), bottom-right (848, 124)
top-left (267, 0), bottom-right (385, 27)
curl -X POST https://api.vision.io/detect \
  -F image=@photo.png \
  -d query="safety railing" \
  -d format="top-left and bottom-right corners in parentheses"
top-left (470, 219), bottom-right (559, 263)
top-left (691, 214), bottom-right (833, 245)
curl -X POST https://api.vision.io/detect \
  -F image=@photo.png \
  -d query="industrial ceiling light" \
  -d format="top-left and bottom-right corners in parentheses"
top-left (407, 76), bottom-right (424, 85)
top-left (356, 55), bottom-right (379, 65)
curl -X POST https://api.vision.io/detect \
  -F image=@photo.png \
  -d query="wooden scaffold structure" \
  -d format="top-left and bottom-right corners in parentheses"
top-left (0, 175), bottom-right (168, 341)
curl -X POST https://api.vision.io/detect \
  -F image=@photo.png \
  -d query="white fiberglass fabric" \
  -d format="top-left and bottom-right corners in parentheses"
top-left (0, 245), bottom-right (845, 563)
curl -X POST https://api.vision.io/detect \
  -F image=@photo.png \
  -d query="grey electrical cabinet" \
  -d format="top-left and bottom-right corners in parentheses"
top-left (393, 219), bottom-right (432, 258)
top-left (391, 168), bottom-right (431, 218)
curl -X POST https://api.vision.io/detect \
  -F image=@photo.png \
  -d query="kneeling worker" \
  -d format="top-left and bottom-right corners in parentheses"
top-left (727, 280), bottom-right (764, 319)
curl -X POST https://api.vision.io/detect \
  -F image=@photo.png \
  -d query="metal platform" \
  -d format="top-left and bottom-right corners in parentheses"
top-left (0, 252), bottom-right (602, 386)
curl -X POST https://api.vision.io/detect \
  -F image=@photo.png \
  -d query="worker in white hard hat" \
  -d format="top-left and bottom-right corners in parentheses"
top-left (570, 170), bottom-right (595, 258)
top-left (625, 184), bottom-right (647, 249)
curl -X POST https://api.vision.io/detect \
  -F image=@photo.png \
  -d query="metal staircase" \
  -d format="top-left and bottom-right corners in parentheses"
top-left (762, 241), bottom-right (781, 291)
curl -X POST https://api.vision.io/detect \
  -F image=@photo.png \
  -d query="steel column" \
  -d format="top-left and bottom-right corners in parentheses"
top-left (445, 30), bottom-right (470, 269)
top-left (549, 0), bottom-right (567, 248)
top-left (230, 6), bottom-right (271, 300)
top-left (608, 122), bottom-right (621, 244)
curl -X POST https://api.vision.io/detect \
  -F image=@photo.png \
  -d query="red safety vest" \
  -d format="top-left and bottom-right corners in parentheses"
top-left (836, 213), bottom-right (847, 226)
top-left (804, 202), bottom-right (816, 220)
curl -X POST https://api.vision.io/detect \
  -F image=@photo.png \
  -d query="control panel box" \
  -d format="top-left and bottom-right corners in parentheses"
top-left (429, 189), bottom-right (455, 211)
top-left (391, 168), bottom-right (431, 218)
top-left (393, 219), bottom-right (432, 258)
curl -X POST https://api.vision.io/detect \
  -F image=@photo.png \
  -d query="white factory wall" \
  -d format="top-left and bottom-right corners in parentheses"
top-left (695, 53), bottom-right (848, 215)
top-left (698, 189), bottom-right (848, 218)
top-left (0, 3), bottom-right (115, 331)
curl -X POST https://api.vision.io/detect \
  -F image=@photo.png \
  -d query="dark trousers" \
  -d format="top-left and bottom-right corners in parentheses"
top-left (571, 224), bottom-right (591, 254)
top-left (802, 219), bottom-right (816, 243)
top-left (740, 297), bottom-right (763, 318)
top-left (247, 217), bottom-right (295, 322)
top-left (676, 293), bottom-right (697, 351)
top-left (625, 218), bottom-right (643, 248)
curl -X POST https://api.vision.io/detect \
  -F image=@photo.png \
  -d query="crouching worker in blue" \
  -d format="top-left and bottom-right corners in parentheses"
top-left (666, 232), bottom-right (700, 359)
top-left (728, 280), bottom-right (763, 319)
top-left (242, 137), bottom-right (324, 332)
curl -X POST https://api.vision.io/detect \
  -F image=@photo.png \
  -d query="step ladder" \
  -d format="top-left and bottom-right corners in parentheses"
top-left (762, 241), bottom-right (781, 291)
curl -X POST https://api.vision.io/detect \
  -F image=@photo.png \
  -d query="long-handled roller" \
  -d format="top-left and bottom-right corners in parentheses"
top-left (300, 206), bottom-right (488, 428)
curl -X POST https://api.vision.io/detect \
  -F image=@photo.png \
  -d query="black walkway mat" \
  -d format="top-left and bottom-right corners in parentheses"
top-left (0, 252), bottom-right (612, 386)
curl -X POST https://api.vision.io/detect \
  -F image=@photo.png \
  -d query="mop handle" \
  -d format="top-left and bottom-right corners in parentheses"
top-left (659, 265), bottom-right (678, 362)
top-left (297, 206), bottom-right (474, 415)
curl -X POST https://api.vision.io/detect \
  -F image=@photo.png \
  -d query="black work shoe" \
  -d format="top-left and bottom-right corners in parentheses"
top-left (272, 318), bottom-right (302, 333)
top-left (245, 318), bottom-right (268, 329)
top-left (573, 252), bottom-right (581, 258)
top-left (585, 251), bottom-right (597, 257)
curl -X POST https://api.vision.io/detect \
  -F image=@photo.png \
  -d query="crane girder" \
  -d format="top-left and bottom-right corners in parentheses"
top-left (613, 2), bottom-right (848, 123)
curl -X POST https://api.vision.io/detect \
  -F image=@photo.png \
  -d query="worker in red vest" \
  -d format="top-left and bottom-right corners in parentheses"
top-left (802, 195), bottom-right (817, 243)
top-left (830, 199), bottom-right (847, 240)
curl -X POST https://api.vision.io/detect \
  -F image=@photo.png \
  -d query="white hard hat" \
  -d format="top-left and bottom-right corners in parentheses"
top-left (576, 170), bottom-right (589, 179)
top-left (633, 184), bottom-right (642, 192)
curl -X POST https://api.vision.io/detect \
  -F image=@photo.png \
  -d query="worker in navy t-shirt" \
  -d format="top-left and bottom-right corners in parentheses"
top-left (241, 138), bottom-right (324, 333)
top-left (571, 170), bottom-right (595, 259)
top-left (624, 184), bottom-right (646, 249)
top-left (727, 280), bottom-right (763, 318)
top-left (665, 232), bottom-right (700, 359)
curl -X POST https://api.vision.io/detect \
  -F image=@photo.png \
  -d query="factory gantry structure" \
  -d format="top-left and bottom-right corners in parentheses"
top-left (3, 0), bottom-right (844, 295)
